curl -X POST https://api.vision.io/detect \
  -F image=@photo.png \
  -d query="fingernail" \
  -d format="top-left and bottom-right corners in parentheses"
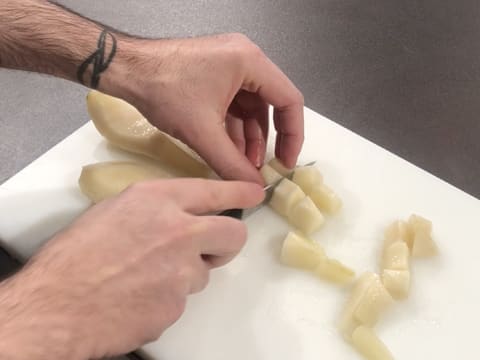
top-left (255, 140), bottom-right (264, 168)
top-left (255, 153), bottom-right (262, 168)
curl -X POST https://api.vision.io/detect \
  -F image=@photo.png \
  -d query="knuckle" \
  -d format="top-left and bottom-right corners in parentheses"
top-left (227, 32), bottom-right (251, 45)
top-left (229, 219), bottom-right (248, 251)
top-left (195, 268), bottom-right (210, 293)
top-left (125, 179), bottom-right (160, 195)
top-left (224, 33), bottom-right (264, 62)
top-left (160, 296), bottom-right (186, 329)
top-left (179, 263), bottom-right (209, 294)
top-left (230, 135), bottom-right (246, 149)
top-left (295, 90), bottom-right (305, 106)
top-left (123, 180), bottom-right (145, 194)
top-left (248, 43), bottom-right (265, 59)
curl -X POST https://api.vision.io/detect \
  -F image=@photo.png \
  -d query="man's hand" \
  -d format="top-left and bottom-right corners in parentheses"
top-left (0, 179), bottom-right (264, 360)
top-left (118, 34), bottom-right (304, 183)
top-left (0, 1), bottom-right (304, 183)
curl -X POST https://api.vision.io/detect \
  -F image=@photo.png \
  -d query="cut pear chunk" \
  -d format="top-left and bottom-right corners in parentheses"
top-left (86, 90), bottom-right (210, 178)
top-left (352, 326), bottom-right (394, 360)
top-left (314, 258), bottom-right (355, 285)
top-left (260, 164), bottom-right (283, 186)
top-left (79, 161), bottom-right (170, 203)
top-left (280, 232), bottom-right (326, 271)
top-left (382, 269), bottom-right (410, 300)
top-left (309, 184), bottom-right (342, 214)
top-left (288, 196), bottom-right (325, 235)
top-left (384, 220), bottom-right (413, 250)
top-left (269, 178), bottom-right (306, 218)
top-left (408, 214), bottom-right (438, 257)
top-left (353, 274), bottom-right (393, 327)
top-left (267, 158), bottom-right (292, 177)
top-left (292, 166), bottom-right (323, 194)
top-left (382, 241), bottom-right (409, 271)
top-left (338, 272), bottom-right (377, 340)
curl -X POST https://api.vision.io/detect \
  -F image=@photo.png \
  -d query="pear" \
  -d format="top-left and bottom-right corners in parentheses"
top-left (338, 272), bottom-right (378, 340)
top-left (260, 164), bottom-right (283, 186)
top-left (79, 161), bottom-right (170, 203)
top-left (288, 196), bottom-right (325, 235)
top-left (86, 90), bottom-right (210, 178)
top-left (352, 326), bottom-right (394, 360)
top-left (382, 241), bottom-right (410, 271)
top-left (409, 214), bottom-right (438, 257)
top-left (269, 178), bottom-right (306, 218)
top-left (292, 165), bottom-right (323, 194)
top-left (314, 258), bottom-right (355, 285)
top-left (267, 157), bottom-right (292, 176)
top-left (280, 232), bottom-right (326, 271)
top-left (384, 219), bottom-right (413, 250)
top-left (382, 269), bottom-right (410, 300)
top-left (353, 274), bottom-right (393, 327)
top-left (309, 183), bottom-right (342, 214)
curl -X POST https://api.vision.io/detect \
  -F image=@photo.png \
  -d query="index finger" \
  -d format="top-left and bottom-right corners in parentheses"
top-left (243, 52), bottom-right (304, 168)
top-left (160, 178), bottom-right (265, 214)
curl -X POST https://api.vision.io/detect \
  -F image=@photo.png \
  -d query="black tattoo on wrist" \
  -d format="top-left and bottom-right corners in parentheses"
top-left (77, 29), bottom-right (117, 88)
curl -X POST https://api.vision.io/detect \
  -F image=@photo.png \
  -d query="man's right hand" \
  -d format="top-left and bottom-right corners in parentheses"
top-left (108, 33), bottom-right (305, 184)
top-left (0, 179), bottom-right (264, 360)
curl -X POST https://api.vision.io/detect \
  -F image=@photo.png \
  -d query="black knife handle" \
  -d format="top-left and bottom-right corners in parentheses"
top-left (218, 208), bottom-right (244, 219)
top-left (0, 246), bottom-right (22, 280)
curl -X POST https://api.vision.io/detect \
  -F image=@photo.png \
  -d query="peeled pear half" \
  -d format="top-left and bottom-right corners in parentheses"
top-left (87, 90), bottom-right (210, 178)
top-left (79, 161), bottom-right (170, 203)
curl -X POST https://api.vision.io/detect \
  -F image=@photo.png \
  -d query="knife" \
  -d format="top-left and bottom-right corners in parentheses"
top-left (218, 161), bottom-right (316, 220)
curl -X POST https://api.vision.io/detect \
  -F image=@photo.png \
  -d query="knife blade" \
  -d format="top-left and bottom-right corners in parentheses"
top-left (218, 161), bottom-right (316, 220)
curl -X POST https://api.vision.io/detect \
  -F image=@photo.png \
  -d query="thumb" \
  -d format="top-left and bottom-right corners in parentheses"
top-left (185, 117), bottom-right (264, 184)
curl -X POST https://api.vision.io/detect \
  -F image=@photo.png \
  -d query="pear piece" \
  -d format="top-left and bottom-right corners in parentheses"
top-left (260, 164), bottom-right (283, 186)
top-left (353, 274), bottom-right (393, 327)
top-left (309, 184), bottom-right (342, 214)
top-left (352, 326), bottom-right (394, 360)
top-left (338, 272), bottom-right (378, 340)
top-left (382, 241), bottom-right (409, 271)
top-left (382, 269), bottom-right (410, 300)
top-left (292, 166), bottom-right (323, 194)
top-left (288, 196), bottom-right (325, 235)
top-left (280, 232), bottom-right (326, 271)
top-left (384, 220), bottom-right (413, 250)
top-left (268, 158), bottom-right (292, 176)
top-left (408, 214), bottom-right (438, 257)
top-left (269, 178), bottom-right (306, 218)
top-left (314, 258), bottom-right (355, 285)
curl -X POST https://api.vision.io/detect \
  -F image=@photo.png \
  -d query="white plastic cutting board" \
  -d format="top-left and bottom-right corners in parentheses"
top-left (0, 108), bottom-right (479, 360)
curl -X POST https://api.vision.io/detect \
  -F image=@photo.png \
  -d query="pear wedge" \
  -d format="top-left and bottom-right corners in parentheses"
top-left (87, 90), bottom-right (210, 178)
top-left (79, 161), bottom-right (171, 203)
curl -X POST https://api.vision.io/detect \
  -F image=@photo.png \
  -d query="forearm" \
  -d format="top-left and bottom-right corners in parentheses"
top-left (0, 270), bottom-right (88, 360)
top-left (0, 0), bottom-right (143, 99)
